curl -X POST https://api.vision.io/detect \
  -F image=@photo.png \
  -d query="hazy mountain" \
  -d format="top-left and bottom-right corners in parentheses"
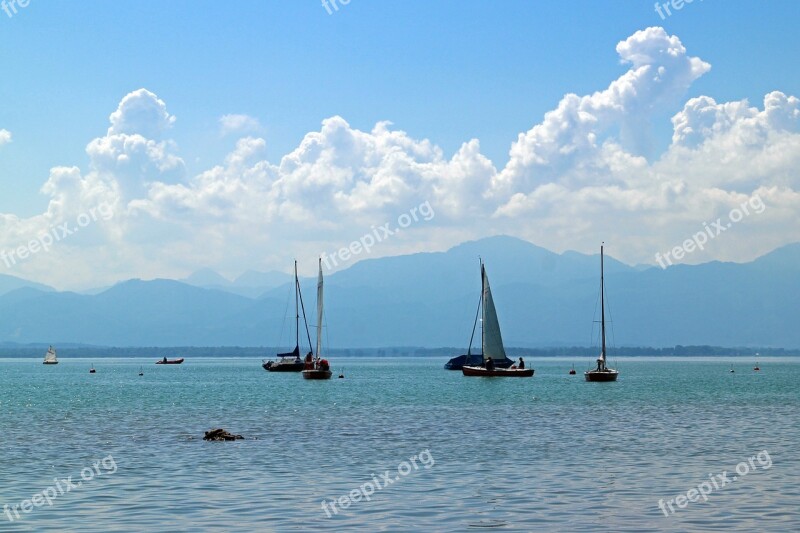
top-left (0, 237), bottom-right (797, 348)
top-left (0, 274), bottom-right (54, 297)
top-left (181, 268), bottom-right (294, 298)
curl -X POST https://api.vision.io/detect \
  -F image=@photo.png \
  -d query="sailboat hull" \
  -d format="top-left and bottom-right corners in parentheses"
top-left (462, 366), bottom-right (534, 377)
top-left (262, 361), bottom-right (304, 372)
top-left (302, 370), bottom-right (332, 380)
top-left (584, 370), bottom-right (619, 382)
top-left (444, 354), bottom-right (514, 370)
top-left (42, 361), bottom-right (58, 365)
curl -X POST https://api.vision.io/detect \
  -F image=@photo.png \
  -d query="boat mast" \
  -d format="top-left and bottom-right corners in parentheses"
top-left (481, 262), bottom-right (486, 359)
top-left (600, 243), bottom-right (606, 370)
top-left (294, 260), bottom-right (299, 351)
top-left (316, 258), bottom-right (323, 361)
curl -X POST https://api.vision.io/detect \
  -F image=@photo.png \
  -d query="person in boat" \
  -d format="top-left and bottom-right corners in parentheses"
top-left (518, 357), bottom-right (525, 369)
top-left (485, 357), bottom-right (495, 371)
top-left (304, 352), bottom-right (314, 370)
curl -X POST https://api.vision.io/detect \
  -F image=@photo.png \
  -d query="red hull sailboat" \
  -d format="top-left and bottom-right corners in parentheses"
top-left (302, 259), bottom-right (333, 380)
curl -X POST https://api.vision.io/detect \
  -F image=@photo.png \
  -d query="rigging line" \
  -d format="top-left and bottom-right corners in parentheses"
top-left (466, 292), bottom-right (481, 356)
top-left (591, 284), bottom-right (601, 348)
top-left (297, 280), bottom-right (314, 355)
top-left (605, 280), bottom-right (617, 352)
top-left (275, 281), bottom-right (293, 352)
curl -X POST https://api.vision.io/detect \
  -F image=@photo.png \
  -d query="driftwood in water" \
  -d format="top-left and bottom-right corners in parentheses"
top-left (203, 428), bottom-right (244, 441)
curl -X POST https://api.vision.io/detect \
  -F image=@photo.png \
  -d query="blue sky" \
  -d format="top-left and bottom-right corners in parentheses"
top-left (0, 1), bottom-right (799, 288)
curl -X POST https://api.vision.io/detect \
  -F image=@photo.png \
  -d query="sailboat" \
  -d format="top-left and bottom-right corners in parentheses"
top-left (302, 259), bottom-right (332, 380)
top-left (585, 244), bottom-right (619, 382)
top-left (263, 261), bottom-right (310, 372)
top-left (445, 264), bottom-right (514, 371)
top-left (462, 263), bottom-right (533, 377)
top-left (43, 345), bottom-right (58, 365)
top-left (138, 366), bottom-right (144, 376)
top-left (89, 364), bottom-right (96, 374)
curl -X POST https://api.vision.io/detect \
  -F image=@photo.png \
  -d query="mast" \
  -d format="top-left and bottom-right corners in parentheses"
top-left (316, 258), bottom-right (323, 360)
top-left (600, 243), bottom-right (606, 369)
top-left (294, 260), bottom-right (299, 350)
top-left (481, 262), bottom-right (485, 358)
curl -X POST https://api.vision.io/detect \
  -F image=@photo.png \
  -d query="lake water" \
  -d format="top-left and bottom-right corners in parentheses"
top-left (1, 357), bottom-right (798, 532)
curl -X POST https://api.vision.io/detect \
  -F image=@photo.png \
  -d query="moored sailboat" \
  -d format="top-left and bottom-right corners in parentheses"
top-left (43, 346), bottom-right (58, 365)
top-left (263, 261), bottom-right (310, 372)
top-left (302, 259), bottom-right (332, 380)
top-left (462, 263), bottom-right (533, 378)
top-left (585, 244), bottom-right (619, 382)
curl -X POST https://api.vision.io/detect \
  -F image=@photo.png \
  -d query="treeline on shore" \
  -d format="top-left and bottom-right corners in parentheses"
top-left (0, 344), bottom-right (797, 358)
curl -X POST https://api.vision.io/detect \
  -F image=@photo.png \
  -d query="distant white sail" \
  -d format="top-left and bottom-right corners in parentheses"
top-left (43, 346), bottom-right (57, 364)
top-left (316, 259), bottom-right (324, 359)
top-left (481, 265), bottom-right (507, 361)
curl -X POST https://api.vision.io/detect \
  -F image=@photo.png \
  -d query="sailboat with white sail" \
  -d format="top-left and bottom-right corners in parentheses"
top-left (263, 260), bottom-right (311, 372)
top-left (302, 258), bottom-right (332, 380)
top-left (43, 345), bottom-right (58, 365)
top-left (585, 243), bottom-right (619, 382)
top-left (462, 263), bottom-right (533, 377)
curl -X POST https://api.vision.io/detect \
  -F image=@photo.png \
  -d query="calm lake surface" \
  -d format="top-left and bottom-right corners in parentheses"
top-left (1, 357), bottom-right (798, 532)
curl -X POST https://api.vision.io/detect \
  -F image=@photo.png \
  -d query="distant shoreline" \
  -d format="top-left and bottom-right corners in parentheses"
top-left (1, 345), bottom-right (797, 358)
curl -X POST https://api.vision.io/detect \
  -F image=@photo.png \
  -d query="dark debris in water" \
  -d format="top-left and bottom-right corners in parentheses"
top-left (203, 428), bottom-right (244, 441)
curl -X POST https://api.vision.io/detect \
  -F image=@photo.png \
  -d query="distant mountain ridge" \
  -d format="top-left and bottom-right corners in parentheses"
top-left (0, 236), bottom-right (798, 348)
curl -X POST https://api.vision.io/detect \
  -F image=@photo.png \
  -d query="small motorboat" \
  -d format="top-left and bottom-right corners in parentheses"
top-left (156, 358), bottom-right (184, 365)
top-left (462, 365), bottom-right (534, 377)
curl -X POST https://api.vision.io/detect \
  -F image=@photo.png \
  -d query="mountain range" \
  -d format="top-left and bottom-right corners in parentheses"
top-left (0, 235), bottom-right (798, 348)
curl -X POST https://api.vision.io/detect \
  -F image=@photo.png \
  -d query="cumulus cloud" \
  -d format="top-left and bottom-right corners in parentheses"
top-left (219, 114), bottom-right (262, 136)
top-left (108, 88), bottom-right (176, 139)
top-left (0, 129), bottom-right (11, 146)
top-left (0, 27), bottom-right (798, 289)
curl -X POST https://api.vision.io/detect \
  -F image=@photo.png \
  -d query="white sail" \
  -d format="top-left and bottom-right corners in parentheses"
top-left (481, 265), bottom-right (507, 361)
top-left (315, 258), bottom-right (324, 359)
top-left (44, 346), bottom-right (57, 364)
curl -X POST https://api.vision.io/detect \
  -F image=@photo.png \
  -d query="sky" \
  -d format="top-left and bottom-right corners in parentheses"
top-left (0, 0), bottom-right (799, 289)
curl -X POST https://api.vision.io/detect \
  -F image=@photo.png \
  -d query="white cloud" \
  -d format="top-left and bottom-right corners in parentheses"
top-left (219, 114), bottom-right (262, 136)
top-left (0, 27), bottom-right (798, 289)
top-left (108, 88), bottom-right (176, 139)
top-left (0, 129), bottom-right (11, 146)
